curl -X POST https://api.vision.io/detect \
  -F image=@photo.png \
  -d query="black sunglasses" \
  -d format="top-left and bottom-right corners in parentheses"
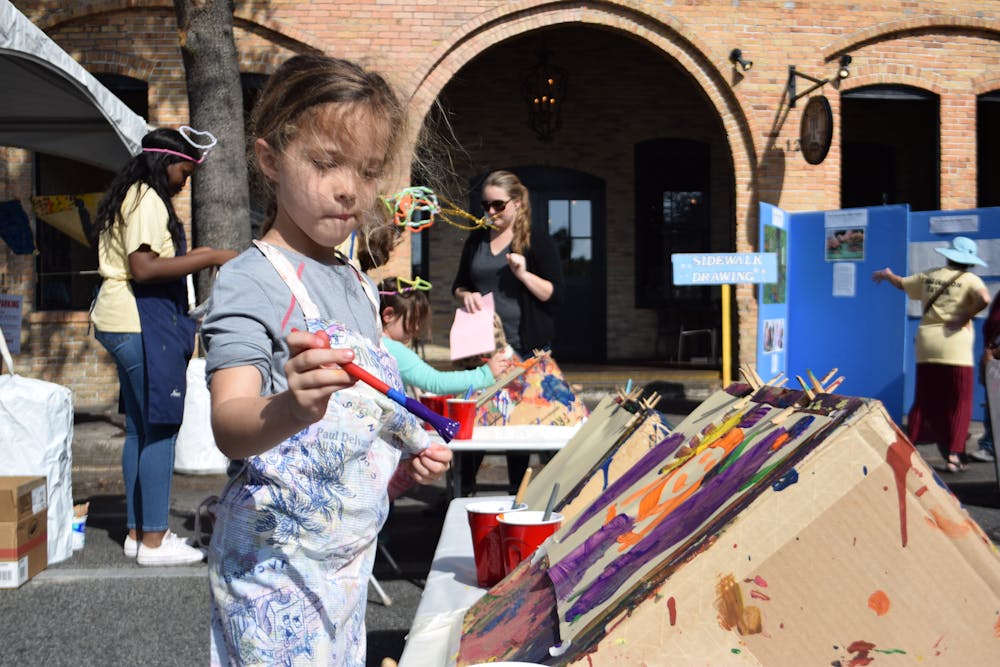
top-left (482, 199), bottom-right (511, 213)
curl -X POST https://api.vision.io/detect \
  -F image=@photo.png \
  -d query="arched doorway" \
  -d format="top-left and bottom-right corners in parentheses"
top-left (416, 23), bottom-right (741, 363)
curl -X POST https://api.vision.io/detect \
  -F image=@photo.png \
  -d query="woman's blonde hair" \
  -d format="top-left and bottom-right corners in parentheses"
top-left (249, 54), bottom-right (406, 241)
top-left (483, 170), bottom-right (531, 254)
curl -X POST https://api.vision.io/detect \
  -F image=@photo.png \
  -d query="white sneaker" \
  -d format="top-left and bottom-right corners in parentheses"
top-left (124, 535), bottom-right (138, 558)
top-left (969, 448), bottom-right (995, 463)
top-left (125, 531), bottom-right (193, 558)
top-left (136, 533), bottom-right (204, 566)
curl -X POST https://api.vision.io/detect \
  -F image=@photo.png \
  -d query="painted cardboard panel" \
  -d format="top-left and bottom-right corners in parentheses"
top-left (457, 387), bottom-right (1000, 666)
top-left (476, 354), bottom-right (589, 427)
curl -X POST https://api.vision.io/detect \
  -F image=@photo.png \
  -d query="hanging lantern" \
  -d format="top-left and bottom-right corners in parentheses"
top-left (521, 49), bottom-right (568, 142)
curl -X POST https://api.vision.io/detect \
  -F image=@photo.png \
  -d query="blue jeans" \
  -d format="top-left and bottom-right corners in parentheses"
top-left (94, 329), bottom-right (178, 532)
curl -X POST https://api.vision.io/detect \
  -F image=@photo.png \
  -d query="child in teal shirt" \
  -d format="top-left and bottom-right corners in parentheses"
top-left (379, 278), bottom-right (510, 395)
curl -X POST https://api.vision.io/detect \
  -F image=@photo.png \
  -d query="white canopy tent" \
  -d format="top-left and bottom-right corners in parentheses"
top-left (0, 1), bottom-right (148, 171)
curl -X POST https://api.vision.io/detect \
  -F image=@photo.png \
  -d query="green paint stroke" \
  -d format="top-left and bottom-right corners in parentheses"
top-left (731, 648), bottom-right (742, 654)
top-left (874, 648), bottom-right (907, 655)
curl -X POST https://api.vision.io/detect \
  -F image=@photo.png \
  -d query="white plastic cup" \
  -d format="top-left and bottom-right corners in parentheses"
top-left (71, 514), bottom-right (87, 551)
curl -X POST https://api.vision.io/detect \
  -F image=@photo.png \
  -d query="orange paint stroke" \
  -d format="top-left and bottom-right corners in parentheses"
top-left (617, 429), bottom-right (744, 550)
top-left (927, 507), bottom-right (977, 539)
top-left (994, 614), bottom-right (1000, 638)
top-left (867, 590), bottom-right (890, 616)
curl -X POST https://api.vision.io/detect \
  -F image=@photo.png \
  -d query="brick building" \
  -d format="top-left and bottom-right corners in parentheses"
top-left (1, 1), bottom-right (998, 409)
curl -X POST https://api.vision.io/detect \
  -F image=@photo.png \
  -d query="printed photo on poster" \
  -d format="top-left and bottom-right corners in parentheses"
top-left (763, 225), bottom-right (787, 304)
top-left (762, 318), bottom-right (785, 353)
top-left (825, 227), bottom-right (866, 261)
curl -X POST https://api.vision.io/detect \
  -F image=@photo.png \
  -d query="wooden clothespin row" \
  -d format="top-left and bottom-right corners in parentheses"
top-left (806, 369), bottom-right (824, 395)
top-left (820, 368), bottom-right (839, 385)
top-left (795, 374), bottom-right (816, 402)
top-left (641, 391), bottom-right (661, 411)
top-left (739, 365), bottom-right (762, 390)
top-left (772, 375), bottom-right (789, 387)
top-left (766, 371), bottom-right (785, 386)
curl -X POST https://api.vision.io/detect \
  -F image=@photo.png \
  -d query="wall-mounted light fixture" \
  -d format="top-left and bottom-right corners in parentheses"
top-left (837, 55), bottom-right (852, 80)
top-left (729, 48), bottom-right (753, 72)
top-left (785, 54), bottom-right (853, 107)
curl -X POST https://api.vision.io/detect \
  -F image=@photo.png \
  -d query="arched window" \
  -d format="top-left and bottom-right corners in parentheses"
top-left (978, 89), bottom-right (1000, 208)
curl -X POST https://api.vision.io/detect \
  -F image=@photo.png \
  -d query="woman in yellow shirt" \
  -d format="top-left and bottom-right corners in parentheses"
top-left (91, 127), bottom-right (236, 565)
top-left (873, 236), bottom-right (990, 472)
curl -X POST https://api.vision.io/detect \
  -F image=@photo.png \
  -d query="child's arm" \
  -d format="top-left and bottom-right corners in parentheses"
top-left (210, 329), bottom-right (358, 459)
top-left (384, 337), bottom-right (495, 395)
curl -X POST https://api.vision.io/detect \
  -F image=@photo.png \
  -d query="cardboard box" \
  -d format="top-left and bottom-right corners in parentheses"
top-left (0, 509), bottom-right (48, 589)
top-left (0, 476), bottom-right (47, 522)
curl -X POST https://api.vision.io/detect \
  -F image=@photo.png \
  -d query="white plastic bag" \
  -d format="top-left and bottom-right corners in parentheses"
top-left (174, 357), bottom-right (228, 474)
top-left (0, 326), bottom-right (74, 564)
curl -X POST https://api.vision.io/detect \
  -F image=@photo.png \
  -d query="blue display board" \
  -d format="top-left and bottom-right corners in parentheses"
top-left (756, 203), bottom-right (789, 381)
top-left (758, 203), bottom-right (910, 421)
top-left (903, 207), bottom-right (1000, 422)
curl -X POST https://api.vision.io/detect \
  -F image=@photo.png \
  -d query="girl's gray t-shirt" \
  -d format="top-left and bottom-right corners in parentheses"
top-left (202, 244), bottom-right (380, 395)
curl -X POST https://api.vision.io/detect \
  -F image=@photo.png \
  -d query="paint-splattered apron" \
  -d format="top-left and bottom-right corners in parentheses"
top-left (208, 241), bottom-right (428, 666)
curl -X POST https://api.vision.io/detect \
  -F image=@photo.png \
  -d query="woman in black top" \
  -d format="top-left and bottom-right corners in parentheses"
top-left (452, 170), bottom-right (565, 493)
top-left (452, 170), bottom-right (564, 356)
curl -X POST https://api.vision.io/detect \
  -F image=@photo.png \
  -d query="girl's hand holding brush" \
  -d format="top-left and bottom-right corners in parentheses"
top-left (284, 328), bottom-right (358, 424)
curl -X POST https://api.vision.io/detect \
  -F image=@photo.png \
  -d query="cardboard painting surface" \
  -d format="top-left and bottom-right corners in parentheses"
top-left (518, 395), bottom-right (637, 512)
top-left (457, 386), bottom-right (1000, 666)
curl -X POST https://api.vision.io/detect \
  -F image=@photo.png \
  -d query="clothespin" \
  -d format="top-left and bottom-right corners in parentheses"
top-left (806, 369), bottom-right (824, 394)
top-left (824, 376), bottom-right (845, 394)
top-left (766, 371), bottom-right (785, 386)
top-left (795, 374), bottom-right (816, 402)
top-left (739, 365), bottom-right (762, 390)
top-left (820, 368), bottom-right (839, 385)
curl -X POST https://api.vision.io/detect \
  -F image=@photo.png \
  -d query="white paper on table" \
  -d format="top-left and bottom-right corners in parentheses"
top-left (449, 292), bottom-right (496, 360)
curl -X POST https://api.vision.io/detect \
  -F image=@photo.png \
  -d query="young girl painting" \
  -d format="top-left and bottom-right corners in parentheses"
top-left (378, 277), bottom-right (511, 395)
top-left (201, 54), bottom-right (450, 665)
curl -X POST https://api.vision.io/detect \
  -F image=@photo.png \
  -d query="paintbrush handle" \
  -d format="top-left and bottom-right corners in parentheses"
top-left (542, 482), bottom-right (559, 521)
top-left (514, 467), bottom-right (533, 507)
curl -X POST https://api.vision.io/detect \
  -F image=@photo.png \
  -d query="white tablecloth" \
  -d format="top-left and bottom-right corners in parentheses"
top-left (397, 496), bottom-right (499, 667)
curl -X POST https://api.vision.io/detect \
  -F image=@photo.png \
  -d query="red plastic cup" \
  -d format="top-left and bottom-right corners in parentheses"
top-left (418, 394), bottom-right (452, 430)
top-left (498, 510), bottom-right (563, 575)
top-left (466, 500), bottom-right (526, 588)
top-left (447, 398), bottom-right (477, 440)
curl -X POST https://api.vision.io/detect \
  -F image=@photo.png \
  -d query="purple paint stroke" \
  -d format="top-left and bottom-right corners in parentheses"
top-left (737, 404), bottom-right (771, 428)
top-left (564, 427), bottom-right (786, 622)
top-left (548, 513), bottom-right (634, 600)
top-left (567, 431), bottom-right (686, 534)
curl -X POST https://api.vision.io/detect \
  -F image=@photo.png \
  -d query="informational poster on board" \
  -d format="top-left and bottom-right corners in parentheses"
top-left (0, 293), bottom-right (23, 355)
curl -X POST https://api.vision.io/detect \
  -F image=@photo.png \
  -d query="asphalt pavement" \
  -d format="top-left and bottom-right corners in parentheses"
top-left (1, 405), bottom-right (998, 667)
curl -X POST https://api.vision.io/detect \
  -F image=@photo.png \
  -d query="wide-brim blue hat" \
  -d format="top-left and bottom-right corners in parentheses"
top-left (935, 236), bottom-right (986, 267)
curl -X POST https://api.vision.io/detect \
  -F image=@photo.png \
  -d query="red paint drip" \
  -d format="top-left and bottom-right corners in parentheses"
top-left (846, 640), bottom-right (876, 666)
top-left (750, 589), bottom-right (770, 601)
top-left (915, 485), bottom-right (928, 497)
top-left (667, 596), bottom-right (677, 626)
top-left (886, 433), bottom-right (915, 547)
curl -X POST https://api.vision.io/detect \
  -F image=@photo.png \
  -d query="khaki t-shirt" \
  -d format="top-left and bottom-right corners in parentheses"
top-left (90, 184), bottom-right (175, 332)
top-left (901, 266), bottom-right (987, 366)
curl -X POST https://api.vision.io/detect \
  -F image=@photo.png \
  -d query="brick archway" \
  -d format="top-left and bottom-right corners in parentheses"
top-left (405, 3), bottom-right (761, 363)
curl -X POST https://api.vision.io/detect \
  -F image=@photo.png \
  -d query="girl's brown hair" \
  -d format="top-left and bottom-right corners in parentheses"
top-left (249, 54), bottom-right (406, 240)
top-left (378, 278), bottom-right (431, 342)
top-left (483, 170), bottom-right (531, 254)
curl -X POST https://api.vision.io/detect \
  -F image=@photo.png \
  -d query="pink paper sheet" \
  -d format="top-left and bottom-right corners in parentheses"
top-left (450, 292), bottom-right (496, 360)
